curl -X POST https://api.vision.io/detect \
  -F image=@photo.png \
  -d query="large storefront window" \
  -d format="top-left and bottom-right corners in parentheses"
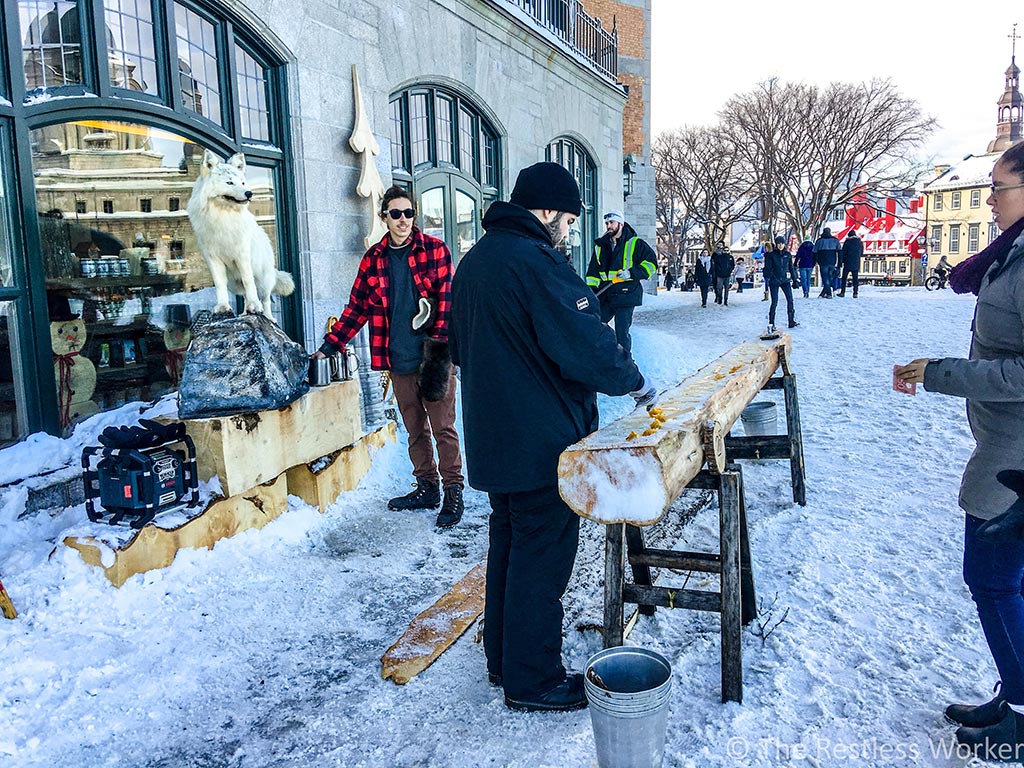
top-left (390, 85), bottom-right (501, 261)
top-left (547, 137), bottom-right (597, 276)
top-left (30, 120), bottom-right (283, 431)
top-left (3, 0), bottom-right (296, 439)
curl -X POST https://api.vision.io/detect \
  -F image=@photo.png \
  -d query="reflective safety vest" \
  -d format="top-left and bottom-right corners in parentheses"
top-left (586, 237), bottom-right (654, 288)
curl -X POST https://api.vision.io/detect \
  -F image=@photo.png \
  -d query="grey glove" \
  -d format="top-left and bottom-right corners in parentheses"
top-left (629, 378), bottom-right (658, 411)
top-left (616, 269), bottom-right (631, 281)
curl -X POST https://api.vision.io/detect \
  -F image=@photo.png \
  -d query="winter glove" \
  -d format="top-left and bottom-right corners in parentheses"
top-left (418, 339), bottom-right (452, 402)
top-left (629, 378), bottom-right (659, 412)
top-left (411, 297), bottom-right (437, 334)
top-left (615, 269), bottom-right (631, 281)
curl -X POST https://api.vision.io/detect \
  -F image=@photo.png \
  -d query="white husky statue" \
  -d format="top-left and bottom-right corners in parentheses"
top-left (186, 150), bottom-right (294, 316)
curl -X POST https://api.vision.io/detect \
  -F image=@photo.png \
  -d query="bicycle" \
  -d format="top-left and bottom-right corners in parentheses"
top-left (925, 266), bottom-right (949, 291)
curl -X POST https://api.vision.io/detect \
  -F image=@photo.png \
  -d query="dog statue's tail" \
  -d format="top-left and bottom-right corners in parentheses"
top-left (273, 270), bottom-right (296, 297)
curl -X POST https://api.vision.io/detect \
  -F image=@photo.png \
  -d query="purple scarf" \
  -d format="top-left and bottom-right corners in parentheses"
top-left (949, 217), bottom-right (1024, 295)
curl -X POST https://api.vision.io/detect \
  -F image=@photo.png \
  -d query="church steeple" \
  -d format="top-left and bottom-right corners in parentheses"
top-left (989, 23), bottom-right (1023, 152)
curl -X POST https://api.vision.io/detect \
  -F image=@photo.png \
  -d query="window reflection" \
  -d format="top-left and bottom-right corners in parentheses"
top-left (420, 187), bottom-right (445, 243)
top-left (103, 0), bottom-right (157, 94)
top-left (0, 301), bottom-right (26, 447)
top-left (235, 45), bottom-right (269, 142)
top-left (19, 0), bottom-right (83, 93)
top-left (455, 191), bottom-right (476, 260)
top-left (174, 3), bottom-right (220, 124)
top-left (30, 120), bottom-right (281, 431)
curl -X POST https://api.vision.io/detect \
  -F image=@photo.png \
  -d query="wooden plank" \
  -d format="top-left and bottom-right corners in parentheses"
top-left (783, 374), bottom-right (808, 506)
top-left (181, 379), bottom-right (362, 498)
top-left (724, 435), bottom-right (791, 460)
top-left (719, 471), bottom-right (743, 704)
top-left (622, 584), bottom-right (720, 613)
top-left (558, 335), bottom-right (791, 526)
top-left (381, 561), bottom-right (487, 685)
top-left (64, 474), bottom-right (289, 588)
top-left (287, 422), bottom-right (397, 512)
top-left (603, 524), bottom-right (625, 647)
top-left (629, 548), bottom-right (721, 572)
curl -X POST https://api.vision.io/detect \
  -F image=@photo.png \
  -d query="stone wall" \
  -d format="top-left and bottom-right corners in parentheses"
top-left (220, 0), bottom-right (630, 350)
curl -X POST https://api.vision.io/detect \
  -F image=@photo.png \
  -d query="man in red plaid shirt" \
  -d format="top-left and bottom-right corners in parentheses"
top-left (313, 186), bottom-right (464, 527)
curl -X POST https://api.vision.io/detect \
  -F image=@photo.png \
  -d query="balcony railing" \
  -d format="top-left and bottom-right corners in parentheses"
top-left (503, 0), bottom-right (619, 81)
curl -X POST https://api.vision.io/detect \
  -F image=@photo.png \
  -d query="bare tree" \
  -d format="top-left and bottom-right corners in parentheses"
top-left (720, 78), bottom-right (935, 241)
top-left (653, 134), bottom-right (691, 273)
top-left (654, 126), bottom-right (756, 253)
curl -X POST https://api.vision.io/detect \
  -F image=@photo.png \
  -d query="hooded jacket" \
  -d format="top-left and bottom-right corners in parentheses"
top-left (449, 202), bottom-right (643, 493)
top-left (841, 234), bottom-right (864, 269)
top-left (796, 241), bottom-right (815, 269)
top-left (812, 232), bottom-right (841, 267)
top-left (585, 222), bottom-right (657, 308)
top-left (763, 246), bottom-right (793, 285)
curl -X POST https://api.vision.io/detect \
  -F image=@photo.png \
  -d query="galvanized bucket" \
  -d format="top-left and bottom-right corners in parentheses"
top-left (584, 647), bottom-right (672, 768)
top-left (740, 401), bottom-right (777, 437)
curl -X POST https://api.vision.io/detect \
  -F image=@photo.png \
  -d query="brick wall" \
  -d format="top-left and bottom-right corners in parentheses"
top-left (619, 73), bottom-right (645, 157)
top-left (580, 0), bottom-right (645, 59)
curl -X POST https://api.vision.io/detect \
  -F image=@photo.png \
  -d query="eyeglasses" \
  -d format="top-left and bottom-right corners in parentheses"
top-left (990, 182), bottom-right (1024, 197)
top-left (386, 208), bottom-right (415, 220)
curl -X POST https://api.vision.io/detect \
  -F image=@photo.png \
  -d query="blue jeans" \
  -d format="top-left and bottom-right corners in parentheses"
top-left (799, 267), bottom-right (813, 296)
top-left (818, 263), bottom-right (834, 296)
top-left (964, 513), bottom-right (1024, 705)
top-left (768, 282), bottom-right (795, 326)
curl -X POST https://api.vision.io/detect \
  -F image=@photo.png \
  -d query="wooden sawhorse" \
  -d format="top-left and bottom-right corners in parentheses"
top-left (602, 370), bottom-right (806, 703)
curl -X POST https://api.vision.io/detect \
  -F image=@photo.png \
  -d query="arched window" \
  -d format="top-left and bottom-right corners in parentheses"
top-left (389, 85), bottom-right (501, 261)
top-left (0, 0), bottom-right (297, 439)
top-left (547, 136), bottom-right (598, 276)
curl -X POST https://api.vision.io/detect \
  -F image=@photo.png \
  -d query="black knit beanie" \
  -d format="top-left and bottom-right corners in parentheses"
top-left (509, 162), bottom-right (583, 216)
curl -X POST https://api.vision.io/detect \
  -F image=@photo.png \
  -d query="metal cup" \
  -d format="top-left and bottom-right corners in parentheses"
top-left (308, 356), bottom-right (331, 386)
top-left (329, 352), bottom-right (344, 381)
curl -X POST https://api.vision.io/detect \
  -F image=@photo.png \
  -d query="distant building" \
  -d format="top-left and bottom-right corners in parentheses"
top-left (922, 35), bottom-right (1022, 270)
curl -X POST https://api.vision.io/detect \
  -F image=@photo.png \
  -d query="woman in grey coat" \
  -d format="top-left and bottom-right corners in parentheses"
top-left (897, 141), bottom-right (1024, 758)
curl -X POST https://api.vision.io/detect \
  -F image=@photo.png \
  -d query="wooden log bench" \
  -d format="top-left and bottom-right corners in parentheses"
top-left (557, 335), bottom-right (806, 703)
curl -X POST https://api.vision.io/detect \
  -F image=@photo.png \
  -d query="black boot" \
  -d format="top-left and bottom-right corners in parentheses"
top-left (956, 707), bottom-right (1024, 762)
top-left (388, 478), bottom-right (441, 510)
top-left (504, 673), bottom-right (588, 712)
top-left (435, 484), bottom-right (464, 529)
top-left (947, 684), bottom-right (1007, 727)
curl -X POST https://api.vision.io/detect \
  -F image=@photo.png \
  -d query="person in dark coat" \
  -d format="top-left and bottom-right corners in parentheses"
top-left (585, 210), bottom-right (657, 353)
top-left (664, 267), bottom-right (676, 292)
top-left (449, 161), bottom-right (657, 714)
top-left (812, 227), bottom-right (841, 298)
top-left (694, 249), bottom-right (712, 307)
top-left (839, 230), bottom-right (864, 297)
top-left (710, 243), bottom-right (735, 305)
top-left (796, 239), bottom-right (815, 298)
top-left (895, 141), bottom-right (1024, 755)
top-left (763, 236), bottom-right (798, 330)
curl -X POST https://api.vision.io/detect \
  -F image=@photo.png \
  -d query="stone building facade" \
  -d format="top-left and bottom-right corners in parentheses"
top-left (0, 0), bottom-right (652, 443)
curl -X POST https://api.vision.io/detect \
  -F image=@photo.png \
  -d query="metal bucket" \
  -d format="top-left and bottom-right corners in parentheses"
top-left (740, 401), bottom-right (777, 436)
top-left (584, 647), bottom-right (672, 768)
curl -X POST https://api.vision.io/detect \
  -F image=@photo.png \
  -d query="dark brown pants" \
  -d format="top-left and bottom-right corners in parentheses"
top-left (389, 370), bottom-right (464, 487)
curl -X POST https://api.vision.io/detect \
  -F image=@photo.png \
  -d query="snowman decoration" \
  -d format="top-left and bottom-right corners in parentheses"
top-left (163, 324), bottom-right (190, 386)
top-left (50, 318), bottom-right (98, 429)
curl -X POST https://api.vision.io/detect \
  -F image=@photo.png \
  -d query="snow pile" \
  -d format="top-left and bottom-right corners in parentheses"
top-left (0, 286), bottom-right (998, 767)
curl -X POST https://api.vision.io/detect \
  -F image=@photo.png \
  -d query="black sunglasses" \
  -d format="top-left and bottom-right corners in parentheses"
top-left (386, 208), bottom-right (415, 220)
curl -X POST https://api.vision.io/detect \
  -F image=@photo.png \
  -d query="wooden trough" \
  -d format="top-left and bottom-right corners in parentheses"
top-left (558, 334), bottom-right (806, 703)
top-left (558, 335), bottom-right (795, 526)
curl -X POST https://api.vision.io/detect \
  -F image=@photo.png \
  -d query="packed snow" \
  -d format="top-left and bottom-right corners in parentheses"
top-left (0, 284), bottom-right (1003, 767)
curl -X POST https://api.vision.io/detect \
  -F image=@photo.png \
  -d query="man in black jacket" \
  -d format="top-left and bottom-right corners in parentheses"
top-left (449, 162), bottom-right (657, 713)
top-left (812, 227), bottom-right (841, 298)
top-left (585, 210), bottom-right (657, 352)
top-left (838, 230), bottom-right (863, 297)
top-left (710, 243), bottom-right (735, 305)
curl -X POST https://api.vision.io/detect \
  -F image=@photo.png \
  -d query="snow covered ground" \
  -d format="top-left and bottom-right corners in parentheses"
top-left (0, 284), bottom-right (1003, 767)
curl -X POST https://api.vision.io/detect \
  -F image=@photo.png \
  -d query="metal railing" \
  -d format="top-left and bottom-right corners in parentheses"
top-left (504, 0), bottom-right (618, 81)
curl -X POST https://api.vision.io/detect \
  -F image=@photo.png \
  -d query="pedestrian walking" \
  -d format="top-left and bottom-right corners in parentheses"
top-left (813, 227), bottom-right (841, 298)
top-left (733, 257), bottom-right (746, 293)
top-left (764, 236), bottom-right (798, 331)
top-left (838, 229), bottom-right (863, 297)
top-left (796, 239), bottom-right (815, 297)
top-left (711, 244), bottom-right (735, 305)
top-left (694, 250), bottom-right (712, 307)
top-left (449, 161), bottom-right (658, 713)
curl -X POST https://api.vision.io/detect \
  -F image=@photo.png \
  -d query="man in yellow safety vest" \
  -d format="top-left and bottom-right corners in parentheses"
top-left (585, 210), bottom-right (658, 352)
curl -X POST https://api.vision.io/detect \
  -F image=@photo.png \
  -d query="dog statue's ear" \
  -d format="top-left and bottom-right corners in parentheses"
top-left (227, 153), bottom-right (246, 172)
top-left (200, 150), bottom-right (220, 177)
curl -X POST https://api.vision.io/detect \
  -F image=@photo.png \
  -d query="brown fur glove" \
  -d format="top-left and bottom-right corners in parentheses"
top-left (418, 338), bottom-right (451, 402)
